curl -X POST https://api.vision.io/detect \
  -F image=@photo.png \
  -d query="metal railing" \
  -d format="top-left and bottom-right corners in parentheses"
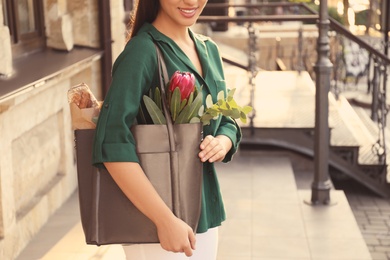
top-left (200, 2), bottom-right (318, 135)
top-left (300, 4), bottom-right (390, 166)
top-left (199, 2), bottom-right (390, 169)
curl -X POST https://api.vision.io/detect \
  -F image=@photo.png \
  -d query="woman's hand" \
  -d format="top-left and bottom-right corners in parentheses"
top-left (198, 135), bottom-right (232, 163)
top-left (156, 215), bottom-right (196, 257)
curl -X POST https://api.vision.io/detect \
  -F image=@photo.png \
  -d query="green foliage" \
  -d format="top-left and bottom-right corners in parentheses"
top-left (175, 91), bottom-right (203, 124)
top-left (200, 89), bottom-right (253, 126)
top-left (328, 6), bottom-right (343, 24)
top-left (153, 87), bottom-right (162, 110)
top-left (143, 95), bottom-right (166, 125)
top-left (355, 10), bottom-right (369, 26)
top-left (170, 87), bottom-right (181, 122)
top-left (304, 3), bottom-right (344, 25)
top-left (142, 87), bottom-right (253, 126)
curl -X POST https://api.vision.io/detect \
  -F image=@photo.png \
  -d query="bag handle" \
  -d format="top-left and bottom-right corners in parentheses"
top-left (155, 45), bottom-right (182, 217)
top-left (155, 44), bottom-right (176, 153)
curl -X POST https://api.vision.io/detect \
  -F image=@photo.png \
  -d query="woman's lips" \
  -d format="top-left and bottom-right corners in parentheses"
top-left (179, 8), bottom-right (197, 18)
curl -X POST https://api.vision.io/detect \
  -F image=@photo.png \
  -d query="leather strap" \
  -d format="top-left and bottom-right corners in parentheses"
top-left (155, 44), bottom-right (176, 151)
top-left (155, 44), bottom-right (181, 216)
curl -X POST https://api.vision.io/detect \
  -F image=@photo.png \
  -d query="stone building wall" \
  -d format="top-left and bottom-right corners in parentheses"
top-left (110, 0), bottom-right (127, 65)
top-left (0, 1), bottom-right (126, 259)
top-left (0, 1), bottom-right (13, 76)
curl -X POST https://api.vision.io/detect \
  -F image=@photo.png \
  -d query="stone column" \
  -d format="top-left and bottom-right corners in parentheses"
top-left (0, 2), bottom-right (13, 76)
top-left (68, 0), bottom-right (100, 48)
top-left (110, 0), bottom-right (126, 62)
top-left (44, 0), bottom-right (74, 51)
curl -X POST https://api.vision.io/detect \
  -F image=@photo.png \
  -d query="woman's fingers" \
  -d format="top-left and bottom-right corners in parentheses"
top-left (189, 230), bottom-right (197, 250)
top-left (182, 229), bottom-right (196, 256)
top-left (199, 135), bottom-right (226, 162)
top-left (157, 217), bottom-right (195, 256)
top-left (200, 135), bottom-right (214, 150)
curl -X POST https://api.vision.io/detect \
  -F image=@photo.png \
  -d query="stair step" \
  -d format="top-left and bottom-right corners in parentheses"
top-left (217, 42), bottom-right (249, 69)
top-left (352, 106), bottom-right (390, 182)
top-left (251, 71), bottom-right (315, 128)
top-left (330, 95), bottom-right (379, 165)
top-left (329, 95), bottom-right (360, 148)
top-left (223, 68), bottom-right (389, 188)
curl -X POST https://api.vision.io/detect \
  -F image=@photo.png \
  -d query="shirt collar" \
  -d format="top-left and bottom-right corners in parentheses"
top-left (139, 23), bottom-right (209, 45)
top-left (139, 23), bottom-right (210, 82)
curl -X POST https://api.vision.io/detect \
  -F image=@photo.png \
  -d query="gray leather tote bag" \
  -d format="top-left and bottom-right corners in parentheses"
top-left (74, 46), bottom-right (203, 245)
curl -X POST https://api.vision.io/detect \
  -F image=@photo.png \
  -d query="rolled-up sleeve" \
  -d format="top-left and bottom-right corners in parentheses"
top-left (92, 37), bottom-right (157, 168)
top-left (216, 115), bottom-right (242, 163)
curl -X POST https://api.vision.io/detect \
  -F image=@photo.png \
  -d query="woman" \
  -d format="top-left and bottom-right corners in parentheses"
top-left (92, 0), bottom-right (241, 258)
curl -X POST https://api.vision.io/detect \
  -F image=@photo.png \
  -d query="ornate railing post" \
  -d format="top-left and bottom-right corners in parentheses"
top-left (383, 0), bottom-right (389, 127)
top-left (297, 26), bottom-right (304, 74)
top-left (371, 58), bottom-right (380, 122)
top-left (311, 0), bottom-right (333, 204)
top-left (247, 22), bottom-right (258, 135)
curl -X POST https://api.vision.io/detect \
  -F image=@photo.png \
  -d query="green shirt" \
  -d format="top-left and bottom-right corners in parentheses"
top-left (92, 23), bottom-right (242, 233)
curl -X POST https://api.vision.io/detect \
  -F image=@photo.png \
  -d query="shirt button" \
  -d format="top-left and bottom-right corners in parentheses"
top-left (104, 103), bottom-right (109, 108)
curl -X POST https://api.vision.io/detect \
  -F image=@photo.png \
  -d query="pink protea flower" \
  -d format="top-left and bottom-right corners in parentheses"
top-left (169, 71), bottom-right (195, 101)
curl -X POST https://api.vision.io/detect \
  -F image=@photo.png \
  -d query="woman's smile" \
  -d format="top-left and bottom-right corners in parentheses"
top-left (178, 7), bottom-right (198, 18)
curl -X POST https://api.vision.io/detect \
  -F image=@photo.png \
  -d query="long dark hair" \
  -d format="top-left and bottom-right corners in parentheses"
top-left (127, 0), bottom-right (160, 42)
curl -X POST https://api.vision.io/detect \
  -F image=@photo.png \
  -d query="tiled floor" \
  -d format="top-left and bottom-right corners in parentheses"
top-left (16, 152), bottom-right (372, 260)
top-left (217, 154), bottom-right (372, 260)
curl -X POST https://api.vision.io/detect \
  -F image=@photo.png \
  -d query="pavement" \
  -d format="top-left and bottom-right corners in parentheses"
top-left (335, 81), bottom-right (390, 260)
top-left (16, 151), bottom-right (373, 260)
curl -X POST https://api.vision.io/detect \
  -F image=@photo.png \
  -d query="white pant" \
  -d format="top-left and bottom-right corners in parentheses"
top-left (122, 227), bottom-right (219, 260)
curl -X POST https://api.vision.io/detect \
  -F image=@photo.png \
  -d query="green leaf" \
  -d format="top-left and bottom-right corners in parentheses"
top-left (227, 88), bottom-right (236, 102)
top-left (240, 111), bottom-right (247, 123)
top-left (143, 95), bottom-right (166, 125)
top-left (198, 105), bottom-right (204, 117)
top-left (170, 88), bottom-right (181, 122)
top-left (187, 92), bottom-right (194, 106)
top-left (206, 108), bottom-right (219, 117)
top-left (189, 117), bottom-right (200, 123)
top-left (137, 106), bottom-right (147, 124)
top-left (201, 113), bottom-right (214, 121)
top-left (154, 87), bottom-right (162, 110)
top-left (242, 105), bottom-right (253, 114)
top-left (231, 108), bottom-right (241, 119)
top-left (202, 119), bottom-right (211, 125)
top-left (220, 110), bottom-right (232, 117)
top-left (176, 91), bottom-right (203, 124)
top-left (200, 113), bottom-right (214, 125)
top-left (228, 88), bottom-right (236, 97)
top-left (227, 98), bottom-right (238, 108)
top-left (206, 94), bottom-right (213, 108)
top-left (217, 90), bottom-right (225, 101)
top-left (225, 102), bottom-right (231, 110)
top-left (180, 99), bottom-right (187, 111)
top-left (175, 105), bottom-right (191, 124)
top-left (218, 100), bottom-right (229, 110)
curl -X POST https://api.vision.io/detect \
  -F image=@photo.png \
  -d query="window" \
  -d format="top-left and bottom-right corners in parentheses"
top-left (2, 0), bottom-right (45, 58)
